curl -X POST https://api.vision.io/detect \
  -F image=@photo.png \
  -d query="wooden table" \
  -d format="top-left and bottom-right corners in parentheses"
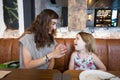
top-left (63, 70), bottom-right (120, 80)
top-left (0, 69), bottom-right (62, 80)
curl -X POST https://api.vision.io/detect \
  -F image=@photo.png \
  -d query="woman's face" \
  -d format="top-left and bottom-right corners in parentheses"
top-left (49, 19), bottom-right (58, 34)
top-left (74, 34), bottom-right (86, 51)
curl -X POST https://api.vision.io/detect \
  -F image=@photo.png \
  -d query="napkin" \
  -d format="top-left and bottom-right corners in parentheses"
top-left (0, 70), bottom-right (11, 79)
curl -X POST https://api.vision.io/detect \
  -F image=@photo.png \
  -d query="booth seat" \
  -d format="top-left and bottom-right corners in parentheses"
top-left (0, 38), bottom-right (120, 72)
top-left (0, 38), bottom-right (19, 64)
top-left (54, 38), bottom-right (120, 72)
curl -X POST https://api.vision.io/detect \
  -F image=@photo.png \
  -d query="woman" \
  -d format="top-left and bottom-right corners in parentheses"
top-left (19, 9), bottom-right (67, 69)
top-left (69, 32), bottom-right (106, 71)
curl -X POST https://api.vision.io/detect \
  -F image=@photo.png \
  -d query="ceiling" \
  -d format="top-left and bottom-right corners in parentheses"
top-left (50, 0), bottom-right (120, 9)
top-left (87, 0), bottom-right (120, 9)
top-left (50, 0), bottom-right (68, 7)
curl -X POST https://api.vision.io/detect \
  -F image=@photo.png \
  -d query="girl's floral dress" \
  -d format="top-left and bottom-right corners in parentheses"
top-left (74, 52), bottom-right (96, 70)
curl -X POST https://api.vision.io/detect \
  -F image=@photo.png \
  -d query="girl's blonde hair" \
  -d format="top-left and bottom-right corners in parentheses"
top-left (78, 32), bottom-right (96, 53)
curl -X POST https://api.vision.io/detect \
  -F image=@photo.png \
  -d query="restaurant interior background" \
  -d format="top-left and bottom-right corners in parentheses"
top-left (0, 0), bottom-right (120, 38)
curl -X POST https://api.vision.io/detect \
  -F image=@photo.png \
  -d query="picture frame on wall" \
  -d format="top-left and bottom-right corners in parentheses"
top-left (3, 0), bottom-right (19, 29)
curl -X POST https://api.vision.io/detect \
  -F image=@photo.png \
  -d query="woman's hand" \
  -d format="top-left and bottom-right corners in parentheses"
top-left (52, 44), bottom-right (67, 58)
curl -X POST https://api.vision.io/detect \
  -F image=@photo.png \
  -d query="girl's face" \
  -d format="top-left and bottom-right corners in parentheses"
top-left (74, 34), bottom-right (86, 51)
top-left (49, 19), bottom-right (58, 34)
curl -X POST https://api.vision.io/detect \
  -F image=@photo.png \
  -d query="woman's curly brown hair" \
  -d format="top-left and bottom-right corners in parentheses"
top-left (26, 9), bottom-right (59, 48)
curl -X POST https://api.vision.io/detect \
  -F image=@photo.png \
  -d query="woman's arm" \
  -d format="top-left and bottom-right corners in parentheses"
top-left (22, 45), bottom-right (47, 68)
top-left (22, 44), bottom-right (67, 69)
top-left (69, 52), bottom-right (75, 70)
top-left (93, 54), bottom-right (107, 71)
top-left (48, 58), bottom-right (55, 69)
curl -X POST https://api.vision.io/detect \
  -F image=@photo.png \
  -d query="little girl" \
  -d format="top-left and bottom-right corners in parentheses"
top-left (69, 32), bottom-right (106, 71)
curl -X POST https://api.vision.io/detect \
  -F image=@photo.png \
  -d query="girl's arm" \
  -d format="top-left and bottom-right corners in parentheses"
top-left (93, 54), bottom-right (107, 71)
top-left (69, 52), bottom-right (76, 70)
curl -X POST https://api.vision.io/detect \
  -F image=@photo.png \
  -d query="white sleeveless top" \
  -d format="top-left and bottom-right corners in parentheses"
top-left (19, 33), bottom-right (57, 69)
